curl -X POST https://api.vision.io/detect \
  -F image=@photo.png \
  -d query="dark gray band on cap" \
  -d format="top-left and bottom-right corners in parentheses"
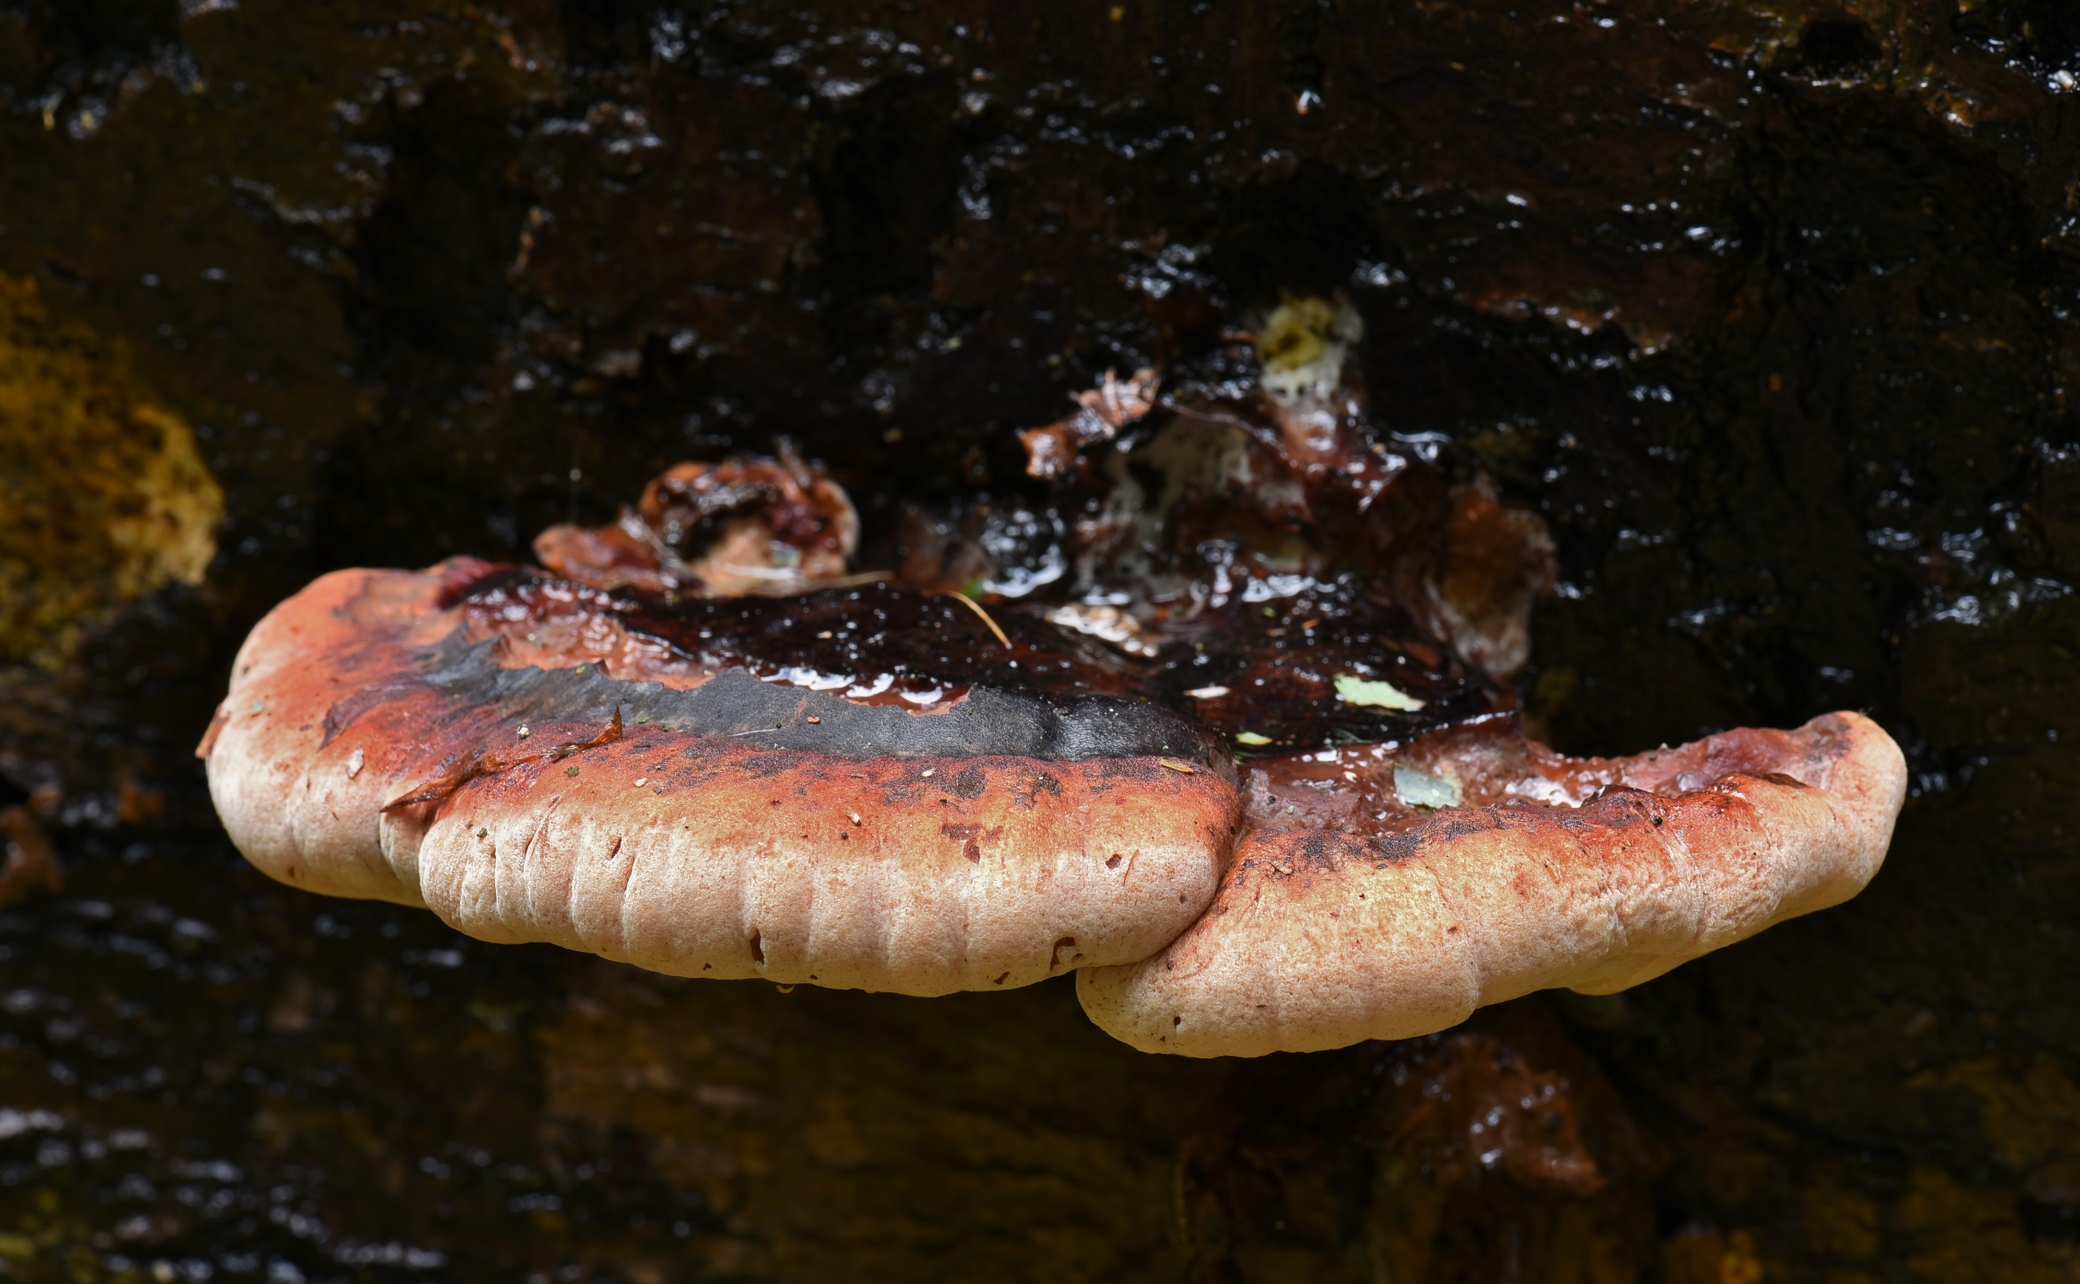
top-left (419, 635), bottom-right (1229, 771)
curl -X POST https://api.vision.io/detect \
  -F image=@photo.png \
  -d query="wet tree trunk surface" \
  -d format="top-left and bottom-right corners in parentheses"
top-left (2, 1), bottom-right (2078, 1280)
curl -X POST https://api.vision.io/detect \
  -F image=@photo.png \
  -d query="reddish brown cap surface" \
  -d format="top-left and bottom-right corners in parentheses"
top-left (1076, 712), bottom-right (1906, 1056)
top-left (200, 562), bottom-right (1239, 996)
top-left (202, 558), bottom-right (1905, 1035)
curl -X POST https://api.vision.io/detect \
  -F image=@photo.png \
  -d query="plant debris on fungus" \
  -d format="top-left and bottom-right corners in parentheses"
top-left (533, 447), bottom-right (869, 598)
top-left (199, 299), bottom-right (1905, 1053)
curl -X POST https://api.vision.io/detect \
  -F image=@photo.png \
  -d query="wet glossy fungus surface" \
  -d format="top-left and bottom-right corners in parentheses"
top-left (453, 568), bottom-right (1493, 754)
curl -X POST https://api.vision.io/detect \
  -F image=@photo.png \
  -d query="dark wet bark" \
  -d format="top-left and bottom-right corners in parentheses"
top-left (1, 0), bottom-right (2077, 1278)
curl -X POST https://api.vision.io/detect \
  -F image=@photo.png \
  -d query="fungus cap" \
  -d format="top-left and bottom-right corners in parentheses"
top-left (200, 560), bottom-right (1240, 996)
top-left (1075, 711), bottom-right (1905, 1057)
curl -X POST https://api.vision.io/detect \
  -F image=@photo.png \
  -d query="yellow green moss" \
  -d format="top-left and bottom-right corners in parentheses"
top-left (0, 274), bottom-right (223, 669)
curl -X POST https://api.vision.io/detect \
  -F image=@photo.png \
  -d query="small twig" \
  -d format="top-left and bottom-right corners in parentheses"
top-left (809, 570), bottom-right (896, 589)
top-left (1157, 399), bottom-right (1250, 430)
top-left (945, 590), bottom-right (1012, 647)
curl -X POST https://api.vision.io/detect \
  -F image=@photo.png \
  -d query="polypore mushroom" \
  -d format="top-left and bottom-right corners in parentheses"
top-left (1074, 710), bottom-right (1904, 1056)
top-left (199, 307), bottom-right (1906, 1053)
top-left (198, 546), bottom-right (1237, 997)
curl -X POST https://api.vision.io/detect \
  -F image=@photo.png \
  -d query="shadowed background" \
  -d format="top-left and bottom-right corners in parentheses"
top-left (0, 1), bottom-right (2077, 1280)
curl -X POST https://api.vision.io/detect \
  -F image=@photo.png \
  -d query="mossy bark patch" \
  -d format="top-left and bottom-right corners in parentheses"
top-left (0, 273), bottom-right (221, 669)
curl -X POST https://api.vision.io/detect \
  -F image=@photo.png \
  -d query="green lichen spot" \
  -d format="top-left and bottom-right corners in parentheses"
top-left (1333, 674), bottom-right (1425, 712)
top-left (1393, 766), bottom-right (1461, 810)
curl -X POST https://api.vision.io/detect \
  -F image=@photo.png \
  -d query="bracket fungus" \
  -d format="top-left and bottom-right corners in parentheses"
top-left (199, 559), bottom-right (1236, 996)
top-left (1073, 710), bottom-right (1903, 1057)
top-left (199, 294), bottom-right (1905, 1053)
